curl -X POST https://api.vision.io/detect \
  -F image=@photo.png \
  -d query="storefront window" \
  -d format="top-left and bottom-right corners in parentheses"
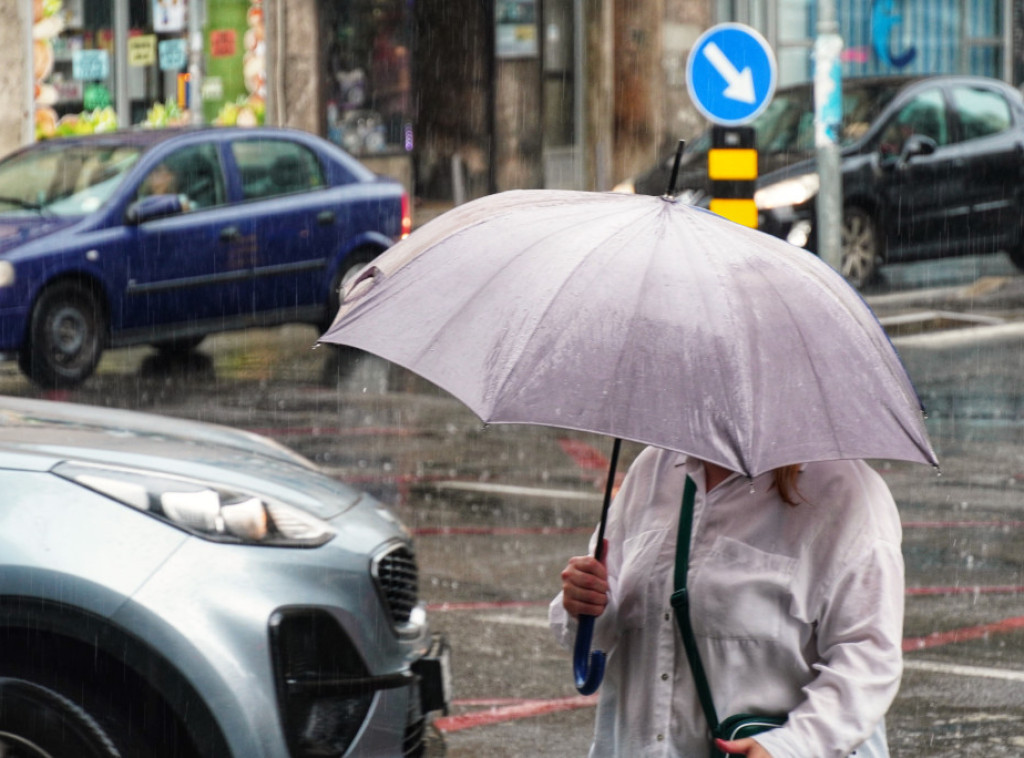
top-left (33, 0), bottom-right (265, 140)
top-left (203, 0), bottom-right (266, 127)
top-left (322, 0), bottom-right (413, 157)
top-left (128, 0), bottom-right (191, 126)
top-left (34, 0), bottom-right (120, 139)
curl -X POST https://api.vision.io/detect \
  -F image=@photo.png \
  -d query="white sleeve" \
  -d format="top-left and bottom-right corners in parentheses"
top-left (754, 539), bottom-right (905, 758)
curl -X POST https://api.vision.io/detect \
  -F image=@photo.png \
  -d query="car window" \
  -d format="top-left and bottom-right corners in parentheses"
top-left (0, 144), bottom-right (141, 216)
top-left (135, 144), bottom-right (227, 211)
top-left (753, 88), bottom-right (814, 153)
top-left (951, 85), bottom-right (1012, 141)
top-left (747, 80), bottom-right (911, 155)
top-left (840, 81), bottom-right (906, 144)
top-left (231, 140), bottom-right (326, 201)
top-left (878, 89), bottom-right (948, 157)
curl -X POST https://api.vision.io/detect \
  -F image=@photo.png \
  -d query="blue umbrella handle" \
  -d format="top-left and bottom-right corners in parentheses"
top-left (571, 437), bottom-right (621, 696)
top-left (573, 614), bottom-right (605, 694)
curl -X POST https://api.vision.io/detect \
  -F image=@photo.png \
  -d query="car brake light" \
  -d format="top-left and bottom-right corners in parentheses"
top-left (401, 193), bottom-right (412, 239)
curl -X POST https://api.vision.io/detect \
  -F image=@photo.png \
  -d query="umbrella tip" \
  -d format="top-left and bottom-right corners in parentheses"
top-left (662, 139), bottom-right (686, 198)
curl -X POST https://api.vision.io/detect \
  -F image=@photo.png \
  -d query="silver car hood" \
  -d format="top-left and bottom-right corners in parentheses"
top-left (0, 396), bottom-right (365, 521)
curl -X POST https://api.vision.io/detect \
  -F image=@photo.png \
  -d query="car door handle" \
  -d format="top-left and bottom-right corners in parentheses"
top-left (317, 211), bottom-right (336, 225)
top-left (220, 226), bottom-right (242, 242)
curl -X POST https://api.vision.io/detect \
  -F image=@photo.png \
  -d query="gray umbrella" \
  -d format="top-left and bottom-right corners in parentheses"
top-left (319, 188), bottom-right (938, 693)
top-left (321, 189), bottom-right (936, 475)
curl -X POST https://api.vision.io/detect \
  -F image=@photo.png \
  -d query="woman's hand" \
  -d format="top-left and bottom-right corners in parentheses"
top-left (714, 737), bottom-right (773, 757)
top-left (561, 541), bottom-right (609, 618)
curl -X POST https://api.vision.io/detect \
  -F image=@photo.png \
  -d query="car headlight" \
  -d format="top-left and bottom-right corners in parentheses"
top-left (0, 261), bottom-right (14, 287)
top-left (53, 462), bottom-right (335, 547)
top-left (754, 173), bottom-right (820, 210)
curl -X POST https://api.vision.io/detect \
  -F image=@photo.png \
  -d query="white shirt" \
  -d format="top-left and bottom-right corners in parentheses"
top-left (549, 448), bottom-right (904, 758)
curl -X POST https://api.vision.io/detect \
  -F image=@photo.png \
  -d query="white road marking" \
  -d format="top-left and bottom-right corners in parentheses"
top-left (891, 321), bottom-right (1024, 349)
top-left (904, 659), bottom-right (1024, 683)
top-left (429, 481), bottom-right (600, 501)
top-left (474, 613), bottom-right (551, 629)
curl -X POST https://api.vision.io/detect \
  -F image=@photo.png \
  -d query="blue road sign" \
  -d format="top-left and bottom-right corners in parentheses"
top-left (686, 23), bottom-right (778, 127)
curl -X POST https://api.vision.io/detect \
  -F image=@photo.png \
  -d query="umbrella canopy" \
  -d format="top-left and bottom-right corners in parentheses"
top-left (321, 189), bottom-right (937, 476)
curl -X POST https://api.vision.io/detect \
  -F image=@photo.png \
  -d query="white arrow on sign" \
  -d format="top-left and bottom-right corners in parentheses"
top-left (702, 41), bottom-right (755, 104)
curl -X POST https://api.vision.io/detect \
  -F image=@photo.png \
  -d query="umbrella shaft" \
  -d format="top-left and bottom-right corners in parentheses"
top-left (594, 438), bottom-right (622, 563)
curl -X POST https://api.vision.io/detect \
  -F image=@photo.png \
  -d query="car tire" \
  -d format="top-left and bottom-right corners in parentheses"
top-left (0, 678), bottom-right (122, 758)
top-left (840, 207), bottom-right (880, 289)
top-left (319, 249), bottom-right (382, 384)
top-left (18, 282), bottom-right (106, 389)
top-left (320, 248), bottom-right (381, 333)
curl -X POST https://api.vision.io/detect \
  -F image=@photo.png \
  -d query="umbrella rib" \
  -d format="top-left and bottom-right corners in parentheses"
top-left (676, 212), bottom-right (755, 475)
top-left (480, 202), bottom-right (664, 412)
top-left (744, 252), bottom-right (851, 462)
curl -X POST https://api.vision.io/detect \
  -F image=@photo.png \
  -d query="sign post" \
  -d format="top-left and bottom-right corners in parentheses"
top-left (686, 24), bottom-right (777, 228)
top-left (814, 2), bottom-right (844, 273)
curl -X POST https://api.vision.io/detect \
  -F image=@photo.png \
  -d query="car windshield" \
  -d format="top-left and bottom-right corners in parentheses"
top-left (751, 80), bottom-right (908, 154)
top-left (0, 144), bottom-right (142, 217)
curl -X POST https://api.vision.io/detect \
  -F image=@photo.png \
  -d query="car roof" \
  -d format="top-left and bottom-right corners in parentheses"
top-left (20, 126), bottom-right (326, 153)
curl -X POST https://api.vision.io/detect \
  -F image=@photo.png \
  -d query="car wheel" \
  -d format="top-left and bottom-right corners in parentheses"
top-left (840, 207), bottom-right (880, 289)
top-left (150, 335), bottom-right (206, 354)
top-left (0, 678), bottom-right (121, 758)
top-left (18, 282), bottom-right (106, 389)
top-left (320, 248), bottom-right (380, 333)
top-left (319, 249), bottom-right (383, 385)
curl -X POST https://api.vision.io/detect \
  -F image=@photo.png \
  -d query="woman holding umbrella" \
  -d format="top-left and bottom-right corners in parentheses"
top-left (551, 450), bottom-right (904, 758)
top-left (319, 187), bottom-right (933, 754)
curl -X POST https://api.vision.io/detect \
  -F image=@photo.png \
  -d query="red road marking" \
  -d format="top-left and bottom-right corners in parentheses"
top-left (428, 606), bottom-right (1024, 733)
top-left (903, 615), bottom-right (1024, 651)
top-left (413, 525), bottom-right (590, 536)
top-left (557, 438), bottom-right (610, 471)
top-left (427, 586), bottom-right (1024, 613)
top-left (434, 695), bottom-right (598, 733)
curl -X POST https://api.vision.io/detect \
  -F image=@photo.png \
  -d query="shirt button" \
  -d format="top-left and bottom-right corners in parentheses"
top-left (664, 612), bottom-right (671, 621)
top-left (657, 734), bottom-right (665, 741)
top-left (661, 672), bottom-right (669, 681)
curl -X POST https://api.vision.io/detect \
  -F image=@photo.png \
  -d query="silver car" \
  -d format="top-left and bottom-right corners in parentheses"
top-left (0, 396), bottom-right (448, 757)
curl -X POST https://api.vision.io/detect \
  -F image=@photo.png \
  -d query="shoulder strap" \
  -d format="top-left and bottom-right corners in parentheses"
top-left (670, 475), bottom-right (720, 732)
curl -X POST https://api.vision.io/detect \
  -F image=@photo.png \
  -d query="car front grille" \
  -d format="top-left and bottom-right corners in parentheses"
top-left (373, 544), bottom-right (419, 627)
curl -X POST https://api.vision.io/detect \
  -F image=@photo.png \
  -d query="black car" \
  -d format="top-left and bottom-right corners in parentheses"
top-left (622, 75), bottom-right (1024, 288)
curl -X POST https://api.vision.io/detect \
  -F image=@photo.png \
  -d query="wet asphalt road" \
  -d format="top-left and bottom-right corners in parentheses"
top-left (3, 252), bottom-right (1024, 756)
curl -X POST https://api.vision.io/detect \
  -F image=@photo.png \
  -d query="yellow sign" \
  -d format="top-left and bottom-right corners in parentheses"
top-left (708, 148), bottom-right (758, 181)
top-left (710, 198), bottom-right (758, 228)
top-left (128, 35), bottom-right (157, 67)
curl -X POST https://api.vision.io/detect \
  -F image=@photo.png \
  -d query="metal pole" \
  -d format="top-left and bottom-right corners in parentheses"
top-left (20, 0), bottom-right (34, 144)
top-left (814, 0), bottom-right (843, 273)
top-left (114, 0), bottom-right (129, 128)
top-left (188, 0), bottom-right (205, 125)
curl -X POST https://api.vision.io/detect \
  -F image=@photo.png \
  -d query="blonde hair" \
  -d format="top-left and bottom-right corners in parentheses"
top-left (772, 464), bottom-right (803, 506)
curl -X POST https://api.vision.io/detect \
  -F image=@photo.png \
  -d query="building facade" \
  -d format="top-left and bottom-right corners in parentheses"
top-left (1, 0), bottom-right (1023, 209)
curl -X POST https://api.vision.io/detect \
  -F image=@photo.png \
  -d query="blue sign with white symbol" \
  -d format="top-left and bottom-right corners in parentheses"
top-left (686, 23), bottom-right (777, 127)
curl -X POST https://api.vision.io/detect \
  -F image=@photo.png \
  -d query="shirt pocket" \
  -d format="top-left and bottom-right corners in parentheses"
top-left (616, 529), bottom-right (670, 630)
top-left (689, 536), bottom-right (797, 642)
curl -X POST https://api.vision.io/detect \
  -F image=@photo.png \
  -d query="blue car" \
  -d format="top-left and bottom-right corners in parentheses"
top-left (0, 127), bottom-right (410, 388)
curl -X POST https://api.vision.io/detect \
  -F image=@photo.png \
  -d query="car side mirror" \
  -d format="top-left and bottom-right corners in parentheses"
top-left (126, 194), bottom-right (184, 225)
top-left (897, 134), bottom-right (938, 167)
